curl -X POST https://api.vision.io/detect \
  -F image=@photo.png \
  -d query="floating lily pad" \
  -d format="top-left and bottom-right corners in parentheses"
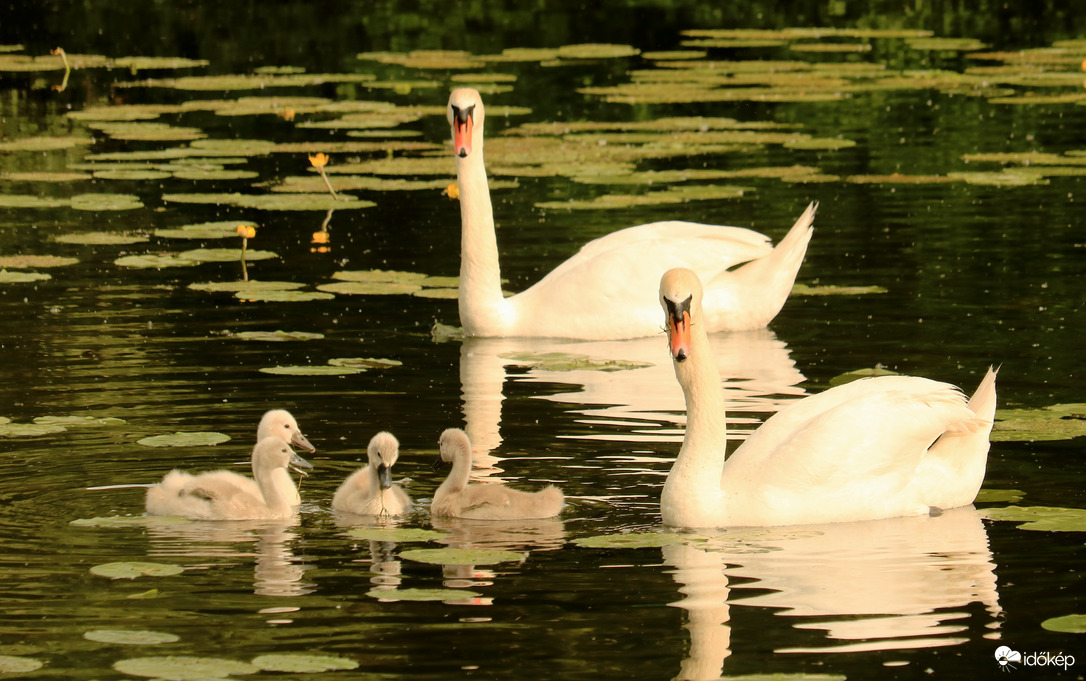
top-left (332, 269), bottom-right (429, 284)
top-left (236, 289), bottom-right (334, 302)
top-left (155, 221), bottom-right (258, 240)
top-left (0, 255), bottom-right (79, 268)
top-left (974, 489), bottom-right (1025, 504)
top-left (993, 404), bottom-right (1086, 441)
top-left (177, 248), bottom-right (278, 263)
top-left (259, 365), bottom-right (364, 376)
top-left (366, 587), bottom-right (483, 602)
top-left (782, 136), bottom-right (857, 150)
top-left (1041, 614), bottom-right (1086, 634)
top-left (115, 254), bottom-right (198, 269)
top-left (90, 561), bottom-right (185, 579)
top-left (70, 193), bottom-right (144, 211)
top-left (557, 43), bottom-right (641, 60)
top-left (113, 656), bottom-right (258, 680)
top-left (137, 431), bottom-right (231, 447)
top-left (162, 192), bottom-right (373, 211)
top-left (0, 422), bottom-right (67, 437)
top-left (93, 169), bottom-right (174, 181)
top-left (84, 629), bottom-right (180, 645)
top-left (328, 357), bottom-right (403, 370)
top-left (499, 352), bottom-right (652, 373)
top-left (0, 194), bottom-right (67, 208)
top-left (53, 232), bottom-right (149, 245)
top-left (189, 280), bottom-right (301, 293)
top-left (0, 656), bottom-right (44, 673)
top-left (251, 654), bottom-right (358, 673)
top-left (981, 506), bottom-right (1086, 532)
top-left (907, 37), bottom-right (988, 51)
top-left (791, 283), bottom-right (888, 296)
top-left (828, 367), bottom-right (899, 386)
top-left (413, 287), bottom-right (459, 299)
top-left (573, 532), bottom-right (695, 549)
top-left (346, 527), bottom-right (445, 542)
top-left (227, 330), bottom-right (324, 342)
top-left (399, 548), bottom-right (525, 566)
top-left (112, 56), bottom-right (211, 71)
top-left (317, 281), bottom-right (422, 296)
top-left (0, 136), bottom-right (94, 151)
top-left (0, 270), bottom-right (51, 283)
top-left (121, 72), bottom-right (377, 91)
top-left (0, 171), bottom-right (92, 182)
top-left (86, 122), bottom-right (206, 142)
top-left (34, 415), bottom-right (125, 426)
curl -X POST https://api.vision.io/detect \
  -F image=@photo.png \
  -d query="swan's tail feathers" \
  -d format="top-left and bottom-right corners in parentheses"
top-left (707, 202), bottom-right (816, 330)
top-left (967, 366), bottom-right (999, 425)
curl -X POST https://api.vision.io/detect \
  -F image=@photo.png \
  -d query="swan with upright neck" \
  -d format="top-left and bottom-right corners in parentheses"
top-left (332, 432), bottom-right (412, 516)
top-left (145, 436), bottom-right (313, 521)
top-left (257, 409), bottom-right (315, 507)
top-left (448, 87), bottom-right (815, 341)
top-left (659, 267), bottom-right (997, 527)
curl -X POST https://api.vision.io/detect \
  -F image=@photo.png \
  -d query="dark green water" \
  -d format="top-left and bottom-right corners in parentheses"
top-left (0, 3), bottom-right (1083, 680)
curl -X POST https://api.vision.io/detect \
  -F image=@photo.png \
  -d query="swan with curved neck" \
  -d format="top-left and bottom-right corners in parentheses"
top-left (145, 436), bottom-right (313, 521)
top-left (659, 267), bottom-right (997, 527)
top-left (448, 87), bottom-right (816, 340)
top-left (332, 431), bottom-right (412, 516)
top-left (431, 428), bottom-right (564, 520)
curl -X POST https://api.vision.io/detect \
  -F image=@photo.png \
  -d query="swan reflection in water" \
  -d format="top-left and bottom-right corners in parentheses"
top-left (459, 329), bottom-right (805, 458)
top-left (665, 507), bottom-right (1001, 680)
top-left (146, 518), bottom-right (313, 598)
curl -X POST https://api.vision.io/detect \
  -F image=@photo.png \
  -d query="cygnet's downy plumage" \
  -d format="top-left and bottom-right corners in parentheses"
top-left (257, 409), bottom-right (316, 507)
top-left (145, 436), bottom-right (313, 521)
top-left (431, 428), bottom-right (564, 520)
top-left (332, 431), bottom-right (412, 516)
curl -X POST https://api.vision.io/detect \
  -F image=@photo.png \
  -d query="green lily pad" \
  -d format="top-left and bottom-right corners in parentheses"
top-left (259, 365), bottom-right (364, 376)
top-left (250, 654), bottom-right (358, 673)
top-left (498, 352), bottom-right (653, 372)
top-left (974, 489), bottom-right (1025, 504)
top-left (907, 37), bottom-right (988, 51)
top-left (791, 283), bottom-right (888, 296)
top-left (557, 43), bottom-right (641, 60)
top-left (235, 289), bottom-right (335, 302)
top-left (90, 561), bottom-right (185, 579)
top-left (317, 281), bottom-right (422, 296)
top-left (86, 122), bottom-right (206, 142)
top-left (782, 136), bottom-right (857, 151)
top-left (162, 192), bottom-right (373, 211)
top-left (573, 532), bottom-right (696, 549)
top-left (399, 548), bottom-right (525, 566)
top-left (328, 357), bottom-right (403, 370)
top-left (0, 422), bottom-right (67, 437)
top-left (69, 193), bottom-right (144, 211)
top-left (981, 506), bottom-right (1086, 532)
top-left (0, 171), bottom-right (92, 182)
top-left (828, 367), bottom-right (900, 386)
top-left (53, 232), bottom-right (149, 245)
top-left (171, 168), bottom-right (259, 181)
top-left (0, 656), bottom-right (44, 673)
top-left (84, 629), bottom-right (180, 645)
top-left (0, 194), bottom-right (67, 208)
top-left (227, 330), bottom-right (325, 342)
top-left (366, 587), bottom-right (483, 602)
top-left (0, 270), bottom-right (51, 283)
top-left (413, 287), bottom-right (459, 299)
top-left (177, 248), bottom-right (278, 263)
top-left (113, 655), bottom-right (258, 680)
top-left (190, 280), bottom-right (301, 294)
top-left (0, 255), bottom-right (79, 268)
top-left (1040, 614), bottom-right (1086, 634)
top-left (993, 405), bottom-right (1086, 441)
top-left (332, 269), bottom-right (429, 283)
top-left (112, 56), bottom-right (211, 71)
top-left (93, 169), bottom-right (174, 181)
top-left (137, 431), bottom-right (231, 447)
top-left (154, 221), bottom-right (259, 240)
top-left (115, 254), bottom-right (198, 269)
top-left (34, 415), bottom-right (125, 426)
top-left (346, 527), bottom-right (445, 542)
top-left (0, 135), bottom-right (94, 151)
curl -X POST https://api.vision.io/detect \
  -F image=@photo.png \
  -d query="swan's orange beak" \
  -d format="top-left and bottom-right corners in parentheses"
top-left (664, 295), bottom-right (693, 362)
top-left (452, 104), bottom-right (474, 158)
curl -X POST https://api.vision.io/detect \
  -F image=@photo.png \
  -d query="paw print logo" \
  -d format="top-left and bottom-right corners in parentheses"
top-left (995, 646), bottom-right (1022, 671)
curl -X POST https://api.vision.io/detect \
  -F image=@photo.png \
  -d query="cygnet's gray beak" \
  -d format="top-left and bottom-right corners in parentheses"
top-left (289, 452), bottom-right (314, 477)
top-left (291, 430), bottom-right (316, 454)
top-left (377, 463), bottom-right (393, 490)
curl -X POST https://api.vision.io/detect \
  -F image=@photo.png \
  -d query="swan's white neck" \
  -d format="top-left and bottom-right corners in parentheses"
top-left (456, 145), bottom-right (512, 335)
top-left (662, 324), bottom-right (730, 527)
top-left (254, 462), bottom-right (295, 515)
top-left (436, 445), bottom-right (473, 497)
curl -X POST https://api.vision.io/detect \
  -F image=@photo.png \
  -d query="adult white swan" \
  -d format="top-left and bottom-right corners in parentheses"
top-left (448, 87), bottom-right (816, 340)
top-left (658, 267), bottom-right (997, 527)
